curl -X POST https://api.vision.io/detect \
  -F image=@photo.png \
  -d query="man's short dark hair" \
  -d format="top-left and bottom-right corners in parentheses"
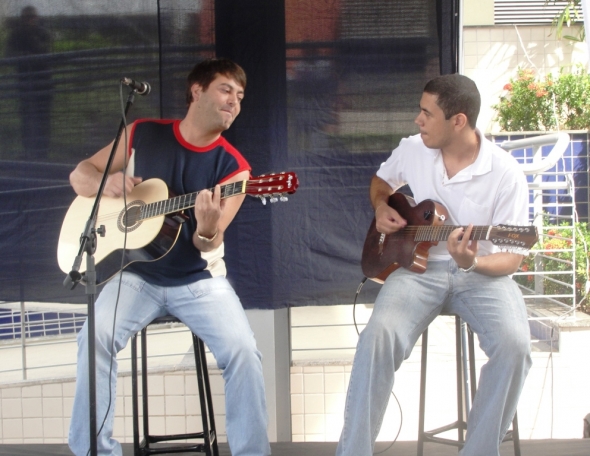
top-left (186, 58), bottom-right (247, 107)
top-left (423, 74), bottom-right (481, 129)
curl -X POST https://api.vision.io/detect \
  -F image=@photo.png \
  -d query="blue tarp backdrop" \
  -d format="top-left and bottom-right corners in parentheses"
top-left (0, 0), bottom-right (457, 309)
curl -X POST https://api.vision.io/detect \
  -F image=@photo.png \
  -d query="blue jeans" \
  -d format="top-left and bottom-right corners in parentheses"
top-left (336, 261), bottom-right (531, 456)
top-left (68, 273), bottom-right (270, 456)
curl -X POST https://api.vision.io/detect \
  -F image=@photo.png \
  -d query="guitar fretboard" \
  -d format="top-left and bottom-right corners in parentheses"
top-left (139, 181), bottom-right (245, 220)
top-left (414, 225), bottom-right (491, 242)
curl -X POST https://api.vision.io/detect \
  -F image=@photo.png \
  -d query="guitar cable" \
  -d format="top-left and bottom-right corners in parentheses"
top-left (86, 81), bottom-right (131, 456)
top-left (352, 276), bottom-right (402, 455)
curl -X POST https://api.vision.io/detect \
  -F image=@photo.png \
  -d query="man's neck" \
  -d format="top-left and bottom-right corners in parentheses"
top-left (178, 118), bottom-right (222, 148)
top-left (441, 130), bottom-right (480, 179)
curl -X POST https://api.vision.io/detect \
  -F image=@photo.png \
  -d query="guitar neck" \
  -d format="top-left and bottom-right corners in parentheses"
top-left (140, 180), bottom-right (246, 220)
top-left (412, 225), bottom-right (491, 242)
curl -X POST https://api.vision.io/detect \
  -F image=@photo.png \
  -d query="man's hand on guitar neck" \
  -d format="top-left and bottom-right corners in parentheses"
top-left (447, 224), bottom-right (478, 270)
top-left (447, 223), bottom-right (524, 276)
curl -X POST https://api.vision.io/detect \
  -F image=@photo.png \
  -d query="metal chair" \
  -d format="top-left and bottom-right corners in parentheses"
top-left (417, 315), bottom-right (521, 455)
top-left (131, 315), bottom-right (219, 456)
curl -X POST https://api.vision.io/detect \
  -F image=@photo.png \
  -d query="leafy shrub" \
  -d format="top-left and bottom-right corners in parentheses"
top-left (493, 66), bottom-right (590, 132)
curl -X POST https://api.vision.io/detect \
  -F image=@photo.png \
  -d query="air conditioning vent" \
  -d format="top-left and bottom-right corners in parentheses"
top-left (495, 0), bottom-right (584, 25)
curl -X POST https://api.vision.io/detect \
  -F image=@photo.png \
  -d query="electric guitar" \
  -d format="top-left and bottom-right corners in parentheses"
top-left (58, 171), bottom-right (298, 284)
top-left (361, 193), bottom-right (538, 283)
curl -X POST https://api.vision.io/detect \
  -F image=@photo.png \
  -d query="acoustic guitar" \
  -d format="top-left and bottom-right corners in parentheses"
top-left (58, 171), bottom-right (298, 284)
top-left (361, 193), bottom-right (538, 283)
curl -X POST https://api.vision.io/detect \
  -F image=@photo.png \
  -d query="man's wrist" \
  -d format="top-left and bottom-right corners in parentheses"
top-left (459, 257), bottom-right (478, 273)
top-left (374, 201), bottom-right (388, 212)
top-left (196, 229), bottom-right (218, 243)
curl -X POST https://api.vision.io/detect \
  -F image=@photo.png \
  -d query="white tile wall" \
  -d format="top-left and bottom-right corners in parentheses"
top-left (0, 367), bottom-right (227, 445)
top-left (462, 25), bottom-right (588, 132)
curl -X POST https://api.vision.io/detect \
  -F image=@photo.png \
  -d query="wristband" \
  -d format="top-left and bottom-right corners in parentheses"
top-left (196, 229), bottom-right (218, 243)
top-left (459, 257), bottom-right (478, 273)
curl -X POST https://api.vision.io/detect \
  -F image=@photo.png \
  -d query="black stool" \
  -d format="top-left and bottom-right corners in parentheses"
top-left (131, 315), bottom-right (219, 456)
top-left (417, 315), bottom-right (521, 455)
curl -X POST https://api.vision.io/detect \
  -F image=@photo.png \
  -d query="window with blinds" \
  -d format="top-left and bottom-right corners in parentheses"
top-left (495, 0), bottom-right (584, 25)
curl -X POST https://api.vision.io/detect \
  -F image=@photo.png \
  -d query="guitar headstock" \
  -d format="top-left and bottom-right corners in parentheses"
top-left (246, 171), bottom-right (299, 205)
top-left (489, 225), bottom-right (539, 253)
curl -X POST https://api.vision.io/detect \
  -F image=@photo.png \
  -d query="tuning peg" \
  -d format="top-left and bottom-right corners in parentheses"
top-left (280, 196), bottom-right (288, 202)
top-left (270, 197), bottom-right (278, 203)
top-left (259, 197), bottom-right (267, 205)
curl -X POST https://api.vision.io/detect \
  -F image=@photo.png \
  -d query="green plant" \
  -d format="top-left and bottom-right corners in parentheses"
top-left (553, 67), bottom-right (590, 130)
top-left (493, 66), bottom-right (590, 131)
top-left (515, 222), bottom-right (590, 313)
top-left (548, 0), bottom-right (585, 42)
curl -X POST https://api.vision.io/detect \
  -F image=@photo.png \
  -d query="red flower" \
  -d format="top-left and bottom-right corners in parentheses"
top-left (504, 83), bottom-right (513, 91)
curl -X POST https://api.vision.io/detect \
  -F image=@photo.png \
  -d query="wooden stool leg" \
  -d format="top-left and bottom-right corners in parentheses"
top-left (455, 316), bottom-right (465, 445)
top-left (131, 333), bottom-right (141, 456)
top-left (193, 334), bottom-right (219, 456)
top-left (512, 411), bottom-right (521, 456)
top-left (141, 327), bottom-right (150, 451)
top-left (417, 328), bottom-right (428, 456)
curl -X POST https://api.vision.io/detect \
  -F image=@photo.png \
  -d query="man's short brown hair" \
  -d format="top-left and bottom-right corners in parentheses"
top-left (185, 58), bottom-right (247, 107)
top-left (423, 73), bottom-right (481, 129)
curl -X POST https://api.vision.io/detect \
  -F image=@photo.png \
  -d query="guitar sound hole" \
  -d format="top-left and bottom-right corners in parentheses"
top-left (117, 202), bottom-right (144, 233)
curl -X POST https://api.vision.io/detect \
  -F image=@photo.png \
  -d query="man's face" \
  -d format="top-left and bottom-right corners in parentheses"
top-left (192, 74), bottom-right (244, 131)
top-left (414, 92), bottom-right (456, 150)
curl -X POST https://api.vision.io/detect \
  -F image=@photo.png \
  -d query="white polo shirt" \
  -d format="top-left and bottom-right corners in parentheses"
top-left (376, 129), bottom-right (529, 261)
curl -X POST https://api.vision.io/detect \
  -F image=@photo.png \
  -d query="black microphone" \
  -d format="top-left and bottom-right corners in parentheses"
top-left (121, 77), bottom-right (151, 96)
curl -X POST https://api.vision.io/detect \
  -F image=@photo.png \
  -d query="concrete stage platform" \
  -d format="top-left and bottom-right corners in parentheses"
top-left (1, 440), bottom-right (589, 456)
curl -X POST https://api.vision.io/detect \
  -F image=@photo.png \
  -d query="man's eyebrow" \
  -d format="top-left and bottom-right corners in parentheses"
top-left (220, 82), bottom-right (244, 95)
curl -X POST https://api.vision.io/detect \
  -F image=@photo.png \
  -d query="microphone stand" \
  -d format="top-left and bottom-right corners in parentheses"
top-left (63, 88), bottom-right (139, 456)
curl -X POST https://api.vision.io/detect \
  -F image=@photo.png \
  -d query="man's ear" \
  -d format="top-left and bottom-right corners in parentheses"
top-left (191, 83), bottom-right (203, 102)
top-left (453, 113), bottom-right (468, 130)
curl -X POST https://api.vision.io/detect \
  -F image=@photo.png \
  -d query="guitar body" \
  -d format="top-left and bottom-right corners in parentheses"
top-left (58, 179), bottom-right (185, 284)
top-left (361, 193), bottom-right (448, 283)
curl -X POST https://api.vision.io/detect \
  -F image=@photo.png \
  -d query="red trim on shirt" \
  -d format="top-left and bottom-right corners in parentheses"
top-left (130, 118), bottom-right (251, 178)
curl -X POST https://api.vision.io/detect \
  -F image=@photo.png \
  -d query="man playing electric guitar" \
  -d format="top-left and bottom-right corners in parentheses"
top-left (336, 74), bottom-right (531, 456)
top-left (68, 59), bottom-right (270, 456)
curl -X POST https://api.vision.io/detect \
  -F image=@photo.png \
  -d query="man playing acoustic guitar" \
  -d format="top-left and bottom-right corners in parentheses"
top-left (337, 74), bottom-right (531, 456)
top-left (68, 59), bottom-right (270, 456)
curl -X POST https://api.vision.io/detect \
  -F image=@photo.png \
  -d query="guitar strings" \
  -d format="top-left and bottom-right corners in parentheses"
top-left (92, 178), bottom-right (292, 227)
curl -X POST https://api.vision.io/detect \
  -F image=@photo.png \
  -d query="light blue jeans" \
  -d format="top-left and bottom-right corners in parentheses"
top-left (336, 261), bottom-right (531, 456)
top-left (68, 272), bottom-right (270, 456)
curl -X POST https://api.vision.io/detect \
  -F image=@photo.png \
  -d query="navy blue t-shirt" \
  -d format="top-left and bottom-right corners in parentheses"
top-left (125, 119), bottom-right (251, 286)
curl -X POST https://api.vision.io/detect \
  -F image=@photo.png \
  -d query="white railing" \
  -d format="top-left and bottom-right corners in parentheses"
top-left (500, 132), bottom-right (578, 321)
top-left (0, 301), bottom-right (198, 383)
